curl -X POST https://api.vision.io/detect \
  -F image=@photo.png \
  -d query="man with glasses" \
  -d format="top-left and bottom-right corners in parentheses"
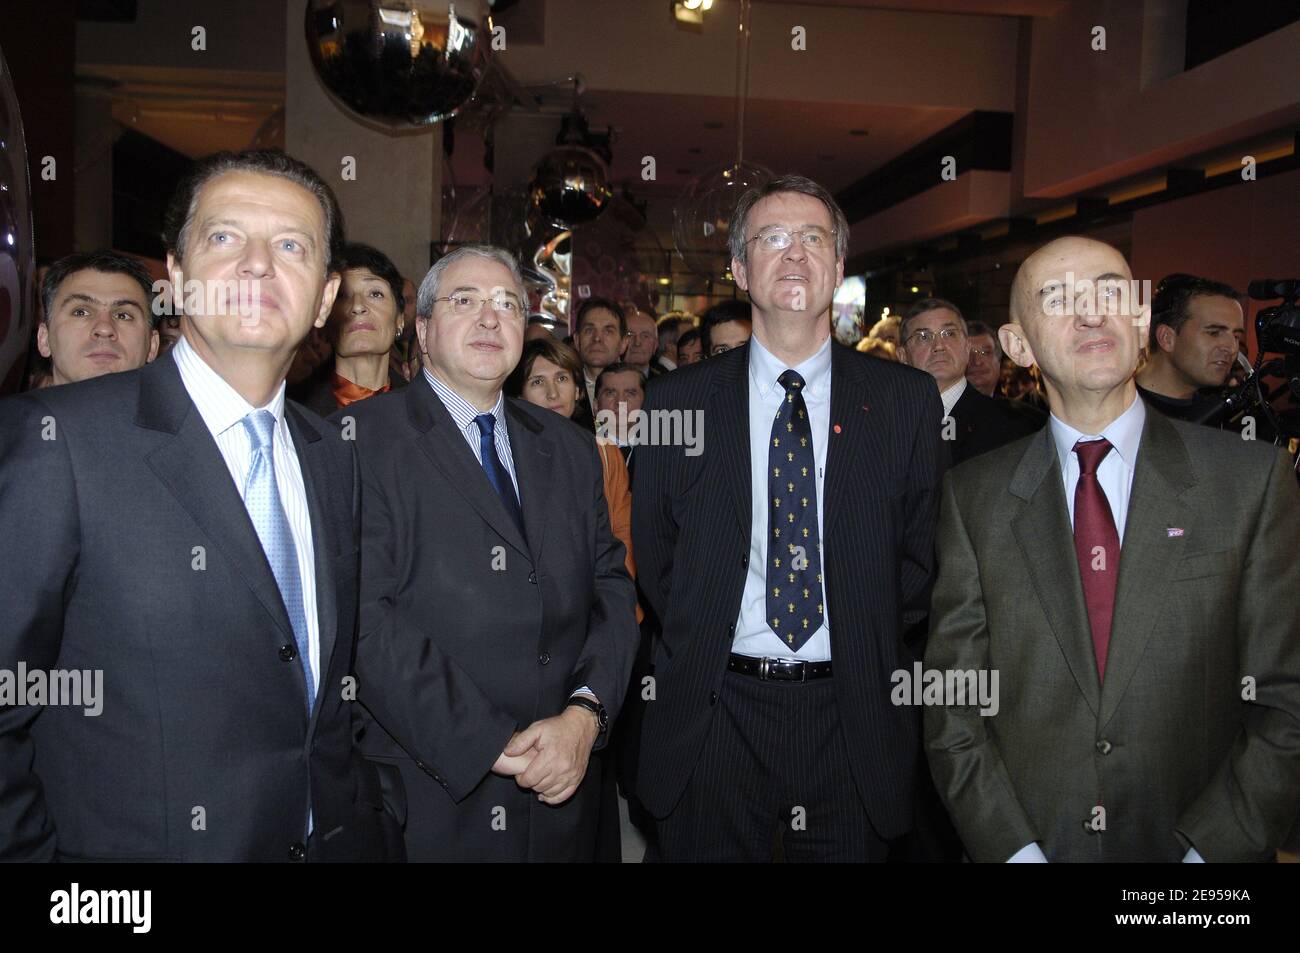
top-left (623, 305), bottom-right (663, 379)
top-left (343, 245), bottom-right (639, 861)
top-left (964, 319), bottom-right (1003, 397)
top-left (632, 175), bottom-right (944, 861)
top-left (574, 297), bottom-right (628, 408)
top-left (899, 298), bottom-right (1041, 467)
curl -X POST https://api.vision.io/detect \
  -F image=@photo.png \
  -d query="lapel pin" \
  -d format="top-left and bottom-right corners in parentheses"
top-left (833, 424), bottom-right (842, 434)
top-left (1166, 527), bottom-right (1185, 537)
top-left (861, 403), bottom-right (870, 413)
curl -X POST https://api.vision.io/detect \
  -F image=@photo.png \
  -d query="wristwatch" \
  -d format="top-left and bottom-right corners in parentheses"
top-left (567, 696), bottom-right (609, 734)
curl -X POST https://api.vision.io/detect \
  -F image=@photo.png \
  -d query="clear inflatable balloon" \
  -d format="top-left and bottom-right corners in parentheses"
top-left (305, 0), bottom-right (492, 128)
top-left (528, 147), bottom-right (612, 229)
top-left (672, 159), bottom-right (771, 283)
top-left (0, 43), bottom-right (34, 394)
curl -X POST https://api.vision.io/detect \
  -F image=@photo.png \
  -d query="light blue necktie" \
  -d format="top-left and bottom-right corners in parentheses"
top-left (242, 410), bottom-right (315, 714)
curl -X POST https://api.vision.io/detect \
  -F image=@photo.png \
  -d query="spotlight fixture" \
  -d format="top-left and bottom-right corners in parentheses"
top-left (672, 0), bottom-right (713, 30)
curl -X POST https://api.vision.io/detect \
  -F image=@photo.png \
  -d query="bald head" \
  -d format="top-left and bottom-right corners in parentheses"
top-left (1010, 236), bottom-right (1131, 326)
top-left (1002, 235), bottom-right (1146, 425)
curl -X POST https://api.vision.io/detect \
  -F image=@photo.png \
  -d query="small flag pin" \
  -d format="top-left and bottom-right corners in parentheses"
top-left (833, 424), bottom-right (842, 434)
top-left (1166, 527), bottom-right (1185, 537)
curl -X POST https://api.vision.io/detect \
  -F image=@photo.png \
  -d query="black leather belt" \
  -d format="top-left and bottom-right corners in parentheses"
top-left (727, 653), bottom-right (833, 682)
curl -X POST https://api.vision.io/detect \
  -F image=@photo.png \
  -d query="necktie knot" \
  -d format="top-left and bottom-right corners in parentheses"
top-left (242, 410), bottom-right (277, 454)
top-left (474, 413), bottom-right (495, 439)
top-left (778, 369), bottom-right (806, 393)
top-left (1073, 437), bottom-right (1113, 476)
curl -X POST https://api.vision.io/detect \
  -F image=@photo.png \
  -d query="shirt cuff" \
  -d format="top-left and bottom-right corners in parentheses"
top-left (1007, 842), bottom-right (1048, 863)
top-left (569, 687), bottom-right (597, 702)
top-left (1183, 847), bottom-right (1205, 863)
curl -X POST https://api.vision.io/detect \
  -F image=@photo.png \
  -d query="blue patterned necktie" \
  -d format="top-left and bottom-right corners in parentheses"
top-left (242, 410), bottom-right (314, 714)
top-left (766, 369), bottom-right (824, 652)
top-left (474, 413), bottom-right (525, 537)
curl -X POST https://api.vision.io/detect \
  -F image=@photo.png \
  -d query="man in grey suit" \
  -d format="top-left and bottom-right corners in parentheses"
top-left (925, 236), bottom-right (1300, 862)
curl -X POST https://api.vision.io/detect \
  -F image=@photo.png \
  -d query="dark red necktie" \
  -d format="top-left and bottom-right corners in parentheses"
top-left (1072, 438), bottom-right (1120, 680)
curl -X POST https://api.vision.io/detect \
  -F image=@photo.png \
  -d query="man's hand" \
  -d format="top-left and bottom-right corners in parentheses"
top-left (491, 732), bottom-right (537, 777)
top-left (506, 706), bottom-right (600, 805)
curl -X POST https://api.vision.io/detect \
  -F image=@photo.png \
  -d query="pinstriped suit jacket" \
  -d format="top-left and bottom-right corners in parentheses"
top-left (631, 341), bottom-right (945, 834)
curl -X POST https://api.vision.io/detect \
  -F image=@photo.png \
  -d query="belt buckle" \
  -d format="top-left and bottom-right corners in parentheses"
top-left (759, 657), bottom-right (771, 680)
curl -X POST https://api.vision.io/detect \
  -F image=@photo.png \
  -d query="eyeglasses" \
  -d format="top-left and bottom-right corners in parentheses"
top-left (969, 346), bottom-right (995, 358)
top-left (625, 330), bottom-right (657, 343)
top-left (903, 327), bottom-right (964, 347)
top-left (433, 292), bottom-right (521, 316)
top-left (745, 226), bottom-right (835, 253)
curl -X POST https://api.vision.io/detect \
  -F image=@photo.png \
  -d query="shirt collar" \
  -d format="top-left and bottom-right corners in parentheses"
top-left (749, 332), bottom-right (833, 398)
top-left (172, 334), bottom-right (286, 440)
top-left (940, 377), bottom-right (968, 417)
top-left (422, 366), bottom-right (506, 432)
top-left (1049, 388), bottom-right (1146, 473)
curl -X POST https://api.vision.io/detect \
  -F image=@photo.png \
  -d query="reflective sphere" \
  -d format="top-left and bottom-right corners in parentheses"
top-left (0, 44), bottom-right (34, 394)
top-left (528, 147), bottom-right (612, 229)
top-left (305, 0), bottom-right (491, 128)
top-left (672, 160), bottom-right (772, 282)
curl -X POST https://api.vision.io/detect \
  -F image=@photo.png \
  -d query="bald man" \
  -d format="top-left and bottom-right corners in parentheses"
top-left (924, 236), bottom-right (1300, 862)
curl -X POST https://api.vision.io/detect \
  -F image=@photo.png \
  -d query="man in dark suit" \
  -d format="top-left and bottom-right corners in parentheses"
top-left (898, 297), bottom-right (1043, 466)
top-left (344, 244), bottom-right (639, 862)
top-left (632, 175), bottom-right (945, 861)
top-left (925, 236), bottom-right (1300, 862)
top-left (0, 149), bottom-right (389, 861)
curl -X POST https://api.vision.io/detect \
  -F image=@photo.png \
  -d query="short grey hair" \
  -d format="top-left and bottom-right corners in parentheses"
top-left (727, 174), bottom-right (850, 264)
top-left (900, 297), bottom-right (966, 343)
top-left (416, 244), bottom-right (528, 318)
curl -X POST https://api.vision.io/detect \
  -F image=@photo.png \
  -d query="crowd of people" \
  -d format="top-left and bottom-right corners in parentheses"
top-left (1, 147), bottom-right (1296, 863)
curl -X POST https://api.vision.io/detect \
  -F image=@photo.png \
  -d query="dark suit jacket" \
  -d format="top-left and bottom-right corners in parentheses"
top-left (0, 357), bottom-right (387, 862)
top-left (631, 342), bottom-right (946, 835)
top-left (948, 384), bottom-right (1045, 467)
top-left (342, 376), bottom-right (639, 861)
top-left (292, 362), bottom-right (408, 419)
top-left (924, 408), bottom-right (1300, 861)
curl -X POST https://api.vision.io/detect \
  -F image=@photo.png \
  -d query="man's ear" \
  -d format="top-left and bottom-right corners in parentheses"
top-left (165, 252), bottom-right (185, 315)
top-left (315, 271), bottom-right (341, 329)
top-left (999, 322), bottom-right (1036, 369)
top-left (36, 321), bottom-right (52, 359)
top-left (1154, 322), bottom-right (1176, 354)
top-left (414, 315), bottom-right (430, 357)
top-left (896, 343), bottom-right (912, 368)
top-left (146, 329), bottom-right (160, 363)
top-left (731, 256), bottom-right (748, 292)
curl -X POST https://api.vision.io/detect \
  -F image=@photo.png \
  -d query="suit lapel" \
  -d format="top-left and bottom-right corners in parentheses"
top-left (286, 403), bottom-right (339, 715)
top-left (406, 376), bottom-right (531, 558)
top-left (710, 347), bottom-right (751, 539)
top-left (1009, 428), bottom-right (1101, 716)
top-left (1099, 412), bottom-right (1196, 728)
top-left (138, 358), bottom-right (300, 655)
top-left (824, 344), bottom-right (891, 536)
top-left (506, 400), bottom-right (553, 563)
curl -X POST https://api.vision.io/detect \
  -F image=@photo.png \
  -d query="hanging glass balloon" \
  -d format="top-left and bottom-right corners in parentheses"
top-left (0, 42), bottom-right (34, 394)
top-left (528, 146), bottom-right (612, 229)
top-left (672, 159), bottom-right (771, 283)
top-left (304, 0), bottom-right (492, 128)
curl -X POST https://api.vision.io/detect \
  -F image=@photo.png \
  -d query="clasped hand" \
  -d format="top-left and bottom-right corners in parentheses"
top-left (490, 706), bottom-right (599, 805)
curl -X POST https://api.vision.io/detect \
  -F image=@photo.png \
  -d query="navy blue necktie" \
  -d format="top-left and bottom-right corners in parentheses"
top-left (474, 413), bottom-right (525, 536)
top-left (766, 370), bottom-right (824, 652)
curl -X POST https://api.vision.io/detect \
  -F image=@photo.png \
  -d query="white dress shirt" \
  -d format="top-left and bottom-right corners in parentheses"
top-left (940, 377), bottom-right (967, 419)
top-left (732, 334), bottom-right (833, 662)
top-left (422, 368), bottom-right (520, 499)
top-left (1010, 390), bottom-right (1199, 862)
top-left (171, 335), bottom-right (320, 692)
top-left (1049, 390), bottom-right (1145, 543)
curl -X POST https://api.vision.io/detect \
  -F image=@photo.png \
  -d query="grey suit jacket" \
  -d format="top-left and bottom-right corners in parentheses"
top-left (924, 408), bottom-right (1300, 862)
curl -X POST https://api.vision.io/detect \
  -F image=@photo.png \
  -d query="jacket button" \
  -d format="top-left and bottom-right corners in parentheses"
top-left (1096, 739), bottom-right (1112, 755)
top-left (528, 571), bottom-right (537, 584)
top-left (1081, 820), bottom-right (1096, 834)
top-left (538, 652), bottom-right (550, 665)
top-left (727, 623), bottom-right (735, 635)
top-left (709, 691), bottom-right (718, 706)
top-left (279, 644), bottom-right (297, 662)
top-left (740, 554), bottom-right (748, 567)
top-left (289, 842), bottom-right (307, 861)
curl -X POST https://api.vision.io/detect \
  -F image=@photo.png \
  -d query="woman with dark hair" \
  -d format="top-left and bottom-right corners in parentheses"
top-left (293, 242), bottom-right (408, 416)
